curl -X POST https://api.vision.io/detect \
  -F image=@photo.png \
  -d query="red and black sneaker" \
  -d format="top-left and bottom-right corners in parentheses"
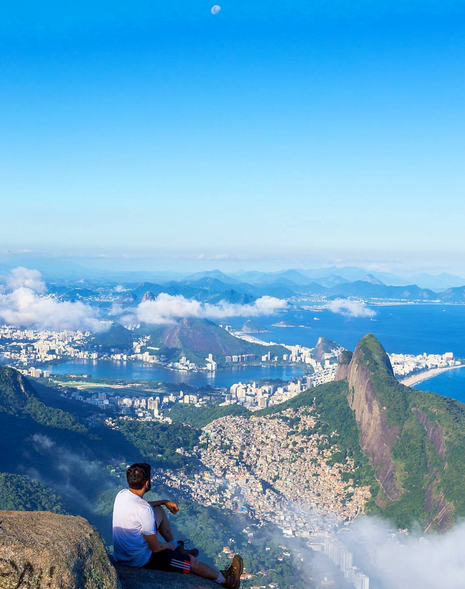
top-left (175, 539), bottom-right (199, 558)
top-left (222, 554), bottom-right (243, 589)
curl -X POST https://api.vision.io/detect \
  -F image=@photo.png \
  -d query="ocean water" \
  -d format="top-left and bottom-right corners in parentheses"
top-left (413, 368), bottom-right (465, 403)
top-left (46, 360), bottom-right (305, 388)
top-left (236, 303), bottom-right (465, 402)
top-left (235, 304), bottom-right (465, 357)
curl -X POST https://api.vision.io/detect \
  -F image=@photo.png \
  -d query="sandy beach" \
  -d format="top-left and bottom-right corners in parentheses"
top-left (400, 364), bottom-right (465, 387)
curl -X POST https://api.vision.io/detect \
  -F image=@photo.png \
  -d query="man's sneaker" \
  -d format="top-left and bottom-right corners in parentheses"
top-left (222, 554), bottom-right (243, 589)
top-left (175, 539), bottom-right (199, 558)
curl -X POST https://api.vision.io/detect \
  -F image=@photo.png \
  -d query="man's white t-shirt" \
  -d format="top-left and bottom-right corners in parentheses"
top-left (112, 489), bottom-right (157, 567)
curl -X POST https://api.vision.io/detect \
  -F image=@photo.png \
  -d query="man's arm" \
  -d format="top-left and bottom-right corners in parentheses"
top-left (143, 533), bottom-right (176, 553)
top-left (148, 499), bottom-right (179, 514)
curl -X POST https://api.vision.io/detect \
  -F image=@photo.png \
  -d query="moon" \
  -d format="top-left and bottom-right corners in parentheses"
top-left (211, 5), bottom-right (221, 15)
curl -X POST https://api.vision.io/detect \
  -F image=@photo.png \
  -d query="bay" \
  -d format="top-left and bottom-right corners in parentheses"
top-left (234, 304), bottom-right (465, 357)
top-left (46, 360), bottom-right (305, 388)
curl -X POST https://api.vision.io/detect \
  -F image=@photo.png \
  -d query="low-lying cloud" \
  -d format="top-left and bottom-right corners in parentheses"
top-left (0, 267), bottom-right (105, 332)
top-left (125, 293), bottom-right (288, 325)
top-left (329, 298), bottom-right (376, 318)
top-left (347, 516), bottom-right (465, 589)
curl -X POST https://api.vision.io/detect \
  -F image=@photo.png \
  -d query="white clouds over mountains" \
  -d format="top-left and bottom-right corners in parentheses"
top-left (0, 268), bottom-right (104, 332)
top-left (0, 268), bottom-right (287, 332)
top-left (126, 293), bottom-right (288, 325)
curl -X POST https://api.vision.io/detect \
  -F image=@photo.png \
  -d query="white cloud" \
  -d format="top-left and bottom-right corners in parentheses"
top-left (347, 516), bottom-right (465, 589)
top-left (0, 267), bottom-right (105, 332)
top-left (6, 267), bottom-right (46, 294)
top-left (131, 293), bottom-right (288, 325)
top-left (329, 298), bottom-right (376, 318)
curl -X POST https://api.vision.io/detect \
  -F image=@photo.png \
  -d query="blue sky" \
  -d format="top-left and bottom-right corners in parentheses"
top-left (0, 1), bottom-right (464, 272)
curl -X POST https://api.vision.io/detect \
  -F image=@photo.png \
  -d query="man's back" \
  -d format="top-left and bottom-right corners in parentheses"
top-left (112, 489), bottom-right (156, 567)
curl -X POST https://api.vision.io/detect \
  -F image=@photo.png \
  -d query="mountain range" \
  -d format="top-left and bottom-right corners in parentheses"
top-left (121, 273), bottom-right (465, 305)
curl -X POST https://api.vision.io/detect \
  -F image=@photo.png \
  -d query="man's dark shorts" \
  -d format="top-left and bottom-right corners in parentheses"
top-left (143, 549), bottom-right (191, 574)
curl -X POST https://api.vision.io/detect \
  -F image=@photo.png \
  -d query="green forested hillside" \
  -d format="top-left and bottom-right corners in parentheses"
top-left (116, 420), bottom-right (199, 470)
top-left (0, 473), bottom-right (65, 513)
top-left (0, 367), bottom-right (86, 432)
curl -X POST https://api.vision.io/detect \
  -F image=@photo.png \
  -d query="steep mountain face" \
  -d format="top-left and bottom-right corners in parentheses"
top-left (334, 350), bottom-right (352, 380)
top-left (144, 317), bottom-right (285, 363)
top-left (336, 336), bottom-right (402, 503)
top-left (312, 336), bottom-right (340, 362)
top-left (336, 334), bottom-right (465, 530)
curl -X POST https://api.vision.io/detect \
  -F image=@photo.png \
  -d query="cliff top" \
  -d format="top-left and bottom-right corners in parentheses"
top-left (0, 510), bottom-right (220, 589)
top-left (0, 510), bottom-right (118, 589)
top-left (114, 561), bottom-right (219, 589)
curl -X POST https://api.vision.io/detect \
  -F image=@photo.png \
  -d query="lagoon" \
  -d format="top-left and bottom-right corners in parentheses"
top-left (46, 360), bottom-right (305, 388)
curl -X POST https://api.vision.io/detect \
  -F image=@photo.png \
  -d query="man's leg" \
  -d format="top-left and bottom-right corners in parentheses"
top-left (153, 505), bottom-right (174, 542)
top-left (153, 505), bottom-right (199, 557)
top-left (189, 556), bottom-right (220, 581)
top-left (144, 549), bottom-right (242, 587)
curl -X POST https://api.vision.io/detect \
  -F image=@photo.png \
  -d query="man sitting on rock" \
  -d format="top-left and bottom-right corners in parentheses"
top-left (113, 462), bottom-right (243, 589)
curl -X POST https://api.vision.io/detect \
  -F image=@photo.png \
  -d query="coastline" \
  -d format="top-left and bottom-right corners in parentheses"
top-left (400, 364), bottom-right (465, 387)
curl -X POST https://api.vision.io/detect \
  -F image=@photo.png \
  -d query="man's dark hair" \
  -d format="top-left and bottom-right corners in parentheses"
top-left (126, 463), bottom-right (151, 490)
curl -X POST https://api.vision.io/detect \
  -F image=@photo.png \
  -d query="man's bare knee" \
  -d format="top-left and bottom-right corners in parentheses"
top-left (153, 505), bottom-right (165, 526)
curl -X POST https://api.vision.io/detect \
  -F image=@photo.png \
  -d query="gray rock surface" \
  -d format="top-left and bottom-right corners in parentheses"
top-left (114, 562), bottom-right (219, 589)
top-left (0, 510), bottom-right (119, 589)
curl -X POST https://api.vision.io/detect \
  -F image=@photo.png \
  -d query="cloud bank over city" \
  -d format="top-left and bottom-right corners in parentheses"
top-left (0, 268), bottom-right (104, 332)
top-left (123, 293), bottom-right (288, 326)
top-left (328, 299), bottom-right (376, 319)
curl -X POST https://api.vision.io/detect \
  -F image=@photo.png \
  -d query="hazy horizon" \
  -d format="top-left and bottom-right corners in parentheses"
top-left (2, 250), bottom-right (465, 280)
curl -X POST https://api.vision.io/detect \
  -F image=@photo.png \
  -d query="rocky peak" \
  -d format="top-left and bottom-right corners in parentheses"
top-left (313, 336), bottom-right (339, 362)
top-left (334, 350), bottom-right (353, 381)
top-left (338, 334), bottom-right (403, 503)
top-left (141, 291), bottom-right (156, 302)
